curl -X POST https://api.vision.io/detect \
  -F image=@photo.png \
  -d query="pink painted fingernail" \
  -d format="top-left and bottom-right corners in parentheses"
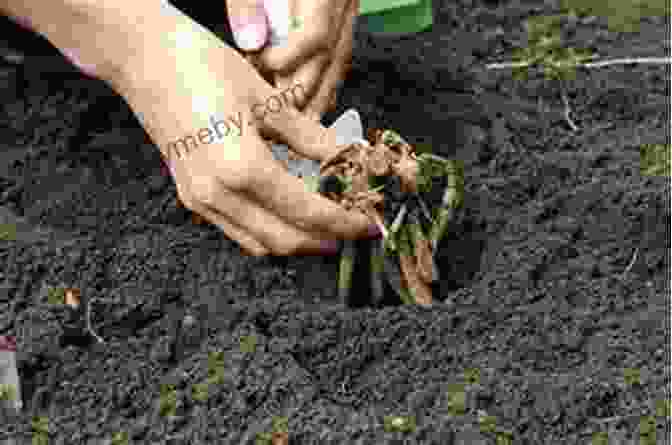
top-left (60, 48), bottom-right (98, 78)
top-left (367, 224), bottom-right (382, 239)
top-left (10, 15), bottom-right (33, 30)
top-left (319, 240), bottom-right (341, 255)
top-left (230, 5), bottom-right (269, 50)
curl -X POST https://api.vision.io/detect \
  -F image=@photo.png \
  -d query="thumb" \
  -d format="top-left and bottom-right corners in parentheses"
top-left (227, 0), bottom-right (269, 51)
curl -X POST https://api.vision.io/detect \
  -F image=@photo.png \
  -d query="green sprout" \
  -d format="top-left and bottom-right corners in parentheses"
top-left (207, 350), bottom-right (225, 385)
top-left (464, 368), bottom-right (481, 385)
top-left (383, 415), bottom-right (416, 433)
top-left (111, 431), bottom-right (129, 445)
top-left (192, 382), bottom-right (209, 402)
top-left (512, 15), bottom-right (594, 81)
top-left (591, 431), bottom-right (609, 445)
top-left (478, 412), bottom-right (498, 434)
top-left (429, 159), bottom-right (464, 250)
top-left (380, 129), bottom-right (408, 147)
top-left (0, 383), bottom-right (16, 401)
top-left (655, 398), bottom-right (670, 418)
top-left (447, 383), bottom-right (467, 417)
top-left (255, 432), bottom-right (273, 445)
top-left (416, 154), bottom-right (448, 194)
top-left (640, 143), bottom-right (671, 176)
top-left (560, 0), bottom-right (670, 32)
top-left (272, 416), bottom-right (289, 433)
top-left (31, 416), bottom-right (49, 445)
top-left (159, 383), bottom-right (177, 417)
top-left (496, 431), bottom-right (514, 445)
top-left (0, 223), bottom-right (16, 241)
top-left (623, 367), bottom-right (641, 386)
top-left (240, 335), bottom-right (257, 354)
top-left (639, 415), bottom-right (657, 445)
top-left (47, 287), bottom-right (66, 305)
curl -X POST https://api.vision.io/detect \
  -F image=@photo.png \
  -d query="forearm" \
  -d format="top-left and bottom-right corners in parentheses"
top-left (0, 0), bottom-right (160, 84)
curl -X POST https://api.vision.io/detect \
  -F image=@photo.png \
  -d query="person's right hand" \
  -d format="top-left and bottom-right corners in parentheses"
top-left (109, 2), bottom-right (378, 256)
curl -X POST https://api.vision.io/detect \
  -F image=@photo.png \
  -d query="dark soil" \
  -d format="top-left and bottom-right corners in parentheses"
top-left (0, 0), bottom-right (670, 443)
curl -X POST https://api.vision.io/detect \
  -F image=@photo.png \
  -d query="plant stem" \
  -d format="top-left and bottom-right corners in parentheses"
top-left (338, 240), bottom-right (356, 305)
top-left (370, 238), bottom-right (385, 304)
top-left (430, 160), bottom-right (464, 251)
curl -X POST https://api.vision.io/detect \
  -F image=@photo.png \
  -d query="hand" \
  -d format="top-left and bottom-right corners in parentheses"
top-left (227, 0), bottom-right (357, 120)
top-left (113, 3), bottom-right (377, 256)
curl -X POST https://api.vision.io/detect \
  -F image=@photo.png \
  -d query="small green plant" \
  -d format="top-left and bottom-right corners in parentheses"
top-left (560, 0), bottom-right (670, 32)
top-left (463, 368), bottom-right (481, 385)
top-left (192, 382), bottom-right (209, 402)
top-left (623, 367), bottom-right (641, 386)
top-left (158, 383), bottom-right (177, 417)
top-left (639, 415), bottom-right (657, 445)
top-left (383, 415), bottom-right (416, 433)
top-left (447, 383), bottom-right (467, 417)
top-left (206, 350), bottom-right (225, 385)
top-left (511, 15), bottom-right (594, 81)
top-left (111, 431), bottom-right (129, 445)
top-left (640, 143), bottom-right (671, 176)
top-left (255, 432), bottom-right (273, 445)
top-left (0, 383), bottom-right (16, 401)
top-left (591, 431), bottom-right (609, 445)
top-left (240, 335), bottom-right (257, 353)
top-left (496, 431), bottom-right (513, 445)
top-left (0, 223), bottom-right (16, 241)
top-left (655, 398), bottom-right (670, 418)
top-left (31, 416), bottom-right (49, 445)
top-left (46, 287), bottom-right (66, 305)
top-left (478, 412), bottom-right (498, 434)
top-left (272, 416), bottom-right (289, 433)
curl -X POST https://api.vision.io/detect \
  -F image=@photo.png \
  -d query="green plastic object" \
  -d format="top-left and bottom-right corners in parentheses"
top-left (358, 0), bottom-right (433, 35)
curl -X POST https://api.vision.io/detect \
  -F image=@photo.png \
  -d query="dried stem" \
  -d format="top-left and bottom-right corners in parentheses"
top-left (486, 56), bottom-right (672, 70)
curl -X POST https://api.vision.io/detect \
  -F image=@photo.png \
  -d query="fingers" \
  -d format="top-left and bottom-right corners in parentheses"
top-left (227, 0), bottom-right (269, 51)
top-left (304, 0), bottom-right (356, 118)
top-left (245, 162), bottom-right (375, 241)
top-left (275, 52), bottom-right (330, 111)
top-left (258, 0), bottom-right (347, 72)
top-left (189, 202), bottom-right (270, 256)
top-left (191, 180), bottom-right (343, 256)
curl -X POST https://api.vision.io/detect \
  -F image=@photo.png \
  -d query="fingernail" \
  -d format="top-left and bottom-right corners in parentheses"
top-left (231, 10), bottom-right (268, 51)
top-left (367, 224), bottom-right (382, 239)
top-left (60, 48), bottom-right (98, 78)
top-left (319, 240), bottom-right (341, 255)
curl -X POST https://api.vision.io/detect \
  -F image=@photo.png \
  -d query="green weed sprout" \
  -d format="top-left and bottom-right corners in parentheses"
top-left (640, 143), bottom-right (671, 176)
top-left (429, 159), bottom-right (464, 250)
top-left (240, 335), bottom-right (257, 354)
top-left (655, 398), bottom-right (670, 418)
top-left (111, 431), bottom-right (128, 445)
top-left (0, 383), bottom-right (16, 401)
top-left (47, 287), bottom-right (65, 305)
top-left (560, 0), bottom-right (670, 32)
top-left (512, 15), bottom-right (594, 82)
top-left (496, 431), bottom-right (514, 445)
top-left (192, 382), bottom-right (209, 402)
top-left (159, 383), bottom-right (177, 417)
top-left (255, 432), bottom-right (273, 445)
top-left (591, 431), bottom-right (609, 445)
top-left (623, 367), bottom-right (641, 386)
top-left (639, 415), bottom-right (657, 445)
top-left (31, 416), bottom-right (49, 445)
top-left (0, 223), bottom-right (16, 241)
top-left (383, 415), bottom-right (416, 433)
top-left (272, 416), bottom-right (289, 433)
top-left (464, 368), bottom-right (481, 385)
top-left (478, 412), bottom-right (498, 434)
top-left (447, 383), bottom-right (467, 416)
top-left (207, 350), bottom-right (225, 385)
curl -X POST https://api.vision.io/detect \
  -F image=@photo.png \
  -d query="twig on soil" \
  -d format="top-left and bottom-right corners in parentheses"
top-left (486, 56), bottom-right (672, 70)
top-left (620, 247), bottom-right (640, 280)
top-left (561, 91), bottom-right (579, 132)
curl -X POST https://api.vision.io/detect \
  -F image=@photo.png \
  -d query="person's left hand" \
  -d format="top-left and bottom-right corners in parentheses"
top-left (227, 0), bottom-right (357, 121)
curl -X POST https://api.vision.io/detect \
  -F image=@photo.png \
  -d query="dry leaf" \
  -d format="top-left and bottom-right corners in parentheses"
top-left (399, 254), bottom-right (433, 306)
top-left (64, 288), bottom-right (81, 308)
top-left (272, 432), bottom-right (289, 445)
top-left (414, 238), bottom-right (436, 283)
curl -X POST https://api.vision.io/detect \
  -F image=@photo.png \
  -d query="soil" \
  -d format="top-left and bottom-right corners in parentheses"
top-left (0, 0), bottom-right (670, 444)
